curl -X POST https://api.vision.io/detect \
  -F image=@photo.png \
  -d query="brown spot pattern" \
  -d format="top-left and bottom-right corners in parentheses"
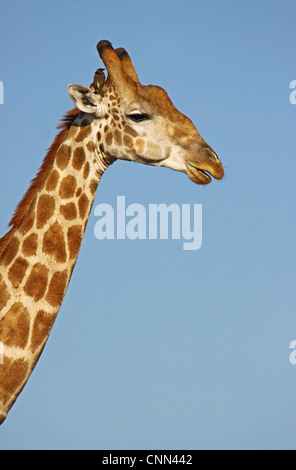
top-left (78, 194), bottom-right (89, 219)
top-left (45, 270), bottom-right (68, 307)
top-left (89, 179), bottom-right (98, 195)
top-left (67, 225), bottom-right (83, 260)
top-left (60, 202), bottom-right (77, 221)
top-left (106, 132), bottom-right (113, 146)
top-left (0, 302), bottom-right (30, 348)
top-left (0, 275), bottom-right (10, 310)
top-left (83, 162), bottom-right (90, 179)
top-left (123, 134), bottom-right (133, 149)
top-left (56, 144), bottom-right (72, 170)
top-left (0, 236), bottom-right (20, 267)
top-left (24, 263), bottom-right (49, 301)
top-left (114, 129), bottom-right (122, 145)
top-left (22, 233), bottom-right (38, 257)
top-left (46, 169), bottom-right (59, 191)
top-left (19, 212), bottom-right (35, 235)
top-left (76, 187), bottom-right (82, 197)
top-left (86, 141), bottom-right (95, 153)
top-left (135, 138), bottom-right (145, 154)
top-left (59, 175), bottom-right (77, 199)
top-left (75, 126), bottom-right (91, 143)
top-left (0, 358), bottom-right (29, 405)
top-left (42, 222), bottom-right (67, 263)
top-left (72, 146), bottom-right (86, 171)
top-left (30, 310), bottom-right (56, 352)
top-left (8, 257), bottom-right (29, 289)
top-left (2, 109), bottom-right (80, 247)
top-left (36, 194), bottom-right (55, 230)
top-left (125, 126), bottom-right (138, 137)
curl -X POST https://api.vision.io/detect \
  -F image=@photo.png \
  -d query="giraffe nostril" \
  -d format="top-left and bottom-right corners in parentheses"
top-left (206, 148), bottom-right (219, 162)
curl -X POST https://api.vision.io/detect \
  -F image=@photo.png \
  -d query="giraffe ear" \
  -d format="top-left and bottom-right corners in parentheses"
top-left (67, 84), bottom-right (106, 116)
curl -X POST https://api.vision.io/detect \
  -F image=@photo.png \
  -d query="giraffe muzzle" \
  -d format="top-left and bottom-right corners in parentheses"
top-left (185, 147), bottom-right (224, 185)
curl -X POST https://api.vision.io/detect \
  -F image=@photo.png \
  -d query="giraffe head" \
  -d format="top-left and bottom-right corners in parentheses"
top-left (68, 40), bottom-right (224, 185)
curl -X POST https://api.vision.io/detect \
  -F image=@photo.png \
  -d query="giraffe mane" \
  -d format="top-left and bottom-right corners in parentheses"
top-left (0, 108), bottom-right (80, 257)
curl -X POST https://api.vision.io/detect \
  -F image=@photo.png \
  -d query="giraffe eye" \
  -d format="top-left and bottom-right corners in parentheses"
top-left (127, 112), bottom-right (150, 123)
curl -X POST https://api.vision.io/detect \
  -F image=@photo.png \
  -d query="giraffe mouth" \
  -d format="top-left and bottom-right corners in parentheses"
top-left (186, 159), bottom-right (224, 185)
top-left (186, 164), bottom-right (213, 185)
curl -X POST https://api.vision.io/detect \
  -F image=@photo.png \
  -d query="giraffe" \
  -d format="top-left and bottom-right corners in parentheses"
top-left (0, 40), bottom-right (224, 424)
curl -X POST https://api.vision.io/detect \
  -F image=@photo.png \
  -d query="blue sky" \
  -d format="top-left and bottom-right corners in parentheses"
top-left (0, 0), bottom-right (295, 450)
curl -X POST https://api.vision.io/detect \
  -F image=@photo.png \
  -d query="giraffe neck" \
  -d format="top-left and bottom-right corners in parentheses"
top-left (0, 111), bottom-right (114, 424)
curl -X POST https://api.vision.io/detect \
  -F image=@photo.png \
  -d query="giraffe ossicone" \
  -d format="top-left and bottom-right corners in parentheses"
top-left (0, 40), bottom-right (224, 425)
